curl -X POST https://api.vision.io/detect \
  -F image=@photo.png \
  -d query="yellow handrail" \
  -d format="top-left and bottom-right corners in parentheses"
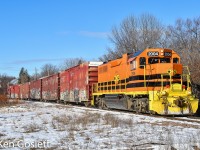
top-left (183, 66), bottom-right (191, 88)
top-left (140, 65), bottom-right (146, 87)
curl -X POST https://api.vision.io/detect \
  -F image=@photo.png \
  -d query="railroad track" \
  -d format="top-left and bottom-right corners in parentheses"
top-left (115, 109), bottom-right (200, 124)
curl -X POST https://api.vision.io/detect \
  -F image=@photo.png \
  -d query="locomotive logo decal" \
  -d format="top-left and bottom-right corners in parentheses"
top-left (167, 69), bottom-right (177, 75)
top-left (114, 75), bottom-right (120, 83)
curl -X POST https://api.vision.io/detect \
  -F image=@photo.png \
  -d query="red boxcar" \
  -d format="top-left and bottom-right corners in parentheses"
top-left (20, 82), bottom-right (30, 99)
top-left (42, 74), bottom-right (59, 101)
top-left (7, 85), bottom-right (13, 99)
top-left (60, 62), bottom-right (102, 104)
top-left (30, 79), bottom-right (42, 100)
top-left (8, 85), bottom-right (20, 99)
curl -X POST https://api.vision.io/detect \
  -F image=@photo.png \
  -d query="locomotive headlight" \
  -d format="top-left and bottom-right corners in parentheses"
top-left (161, 91), bottom-right (167, 96)
top-left (186, 91), bottom-right (191, 96)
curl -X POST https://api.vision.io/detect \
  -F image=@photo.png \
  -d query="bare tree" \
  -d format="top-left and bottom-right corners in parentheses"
top-left (167, 17), bottom-right (200, 84)
top-left (139, 13), bottom-right (165, 49)
top-left (60, 58), bottom-right (85, 70)
top-left (40, 63), bottom-right (59, 77)
top-left (100, 13), bottom-right (166, 61)
top-left (30, 67), bottom-right (40, 81)
top-left (0, 74), bottom-right (15, 95)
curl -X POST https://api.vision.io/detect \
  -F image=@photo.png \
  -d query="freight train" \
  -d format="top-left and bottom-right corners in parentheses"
top-left (7, 48), bottom-right (199, 115)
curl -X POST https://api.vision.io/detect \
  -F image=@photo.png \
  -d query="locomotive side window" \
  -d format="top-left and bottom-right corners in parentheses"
top-left (139, 57), bottom-right (146, 68)
top-left (130, 60), bottom-right (136, 70)
top-left (173, 58), bottom-right (179, 63)
top-left (148, 58), bottom-right (159, 64)
top-left (160, 58), bottom-right (170, 63)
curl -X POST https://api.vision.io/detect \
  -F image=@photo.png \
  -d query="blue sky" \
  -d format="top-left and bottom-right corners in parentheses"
top-left (0, 0), bottom-right (200, 77)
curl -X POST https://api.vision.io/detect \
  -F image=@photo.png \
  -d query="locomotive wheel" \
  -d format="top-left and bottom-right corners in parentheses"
top-left (134, 98), bottom-right (148, 113)
top-left (64, 101), bottom-right (70, 105)
top-left (124, 96), bottom-right (134, 110)
top-left (150, 110), bottom-right (156, 115)
top-left (84, 102), bottom-right (90, 107)
top-left (134, 101), bottom-right (140, 113)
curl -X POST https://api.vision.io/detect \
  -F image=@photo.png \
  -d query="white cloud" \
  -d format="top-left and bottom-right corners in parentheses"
top-left (78, 31), bottom-right (109, 38)
top-left (56, 30), bottom-right (110, 38)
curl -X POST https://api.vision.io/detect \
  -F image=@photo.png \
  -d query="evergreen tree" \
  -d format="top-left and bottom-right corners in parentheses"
top-left (18, 67), bottom-right (30, 84)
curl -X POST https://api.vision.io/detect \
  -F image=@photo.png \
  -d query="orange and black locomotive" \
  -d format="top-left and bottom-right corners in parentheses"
top-left (92, 48), bottom-right (198, 115)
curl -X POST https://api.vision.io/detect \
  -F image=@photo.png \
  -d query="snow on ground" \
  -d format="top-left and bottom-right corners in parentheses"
top-left (0, 101), bottom-right (200, 150)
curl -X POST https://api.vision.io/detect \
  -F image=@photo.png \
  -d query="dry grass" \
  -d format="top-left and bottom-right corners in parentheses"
top-left (147, 121), bottom-right (200, 129)
top-left (51, 114), bottom-right (72, 131)
top-left (68, 130), bottom-right (75, 141)
top-left (51, 111), bottom-right (134, 133)
top-left (0, 96), bottom-right (21, 107)
top-left (103, 113), bottom-right (133, 128)
top-left (52, 115), bottom-right (71, 124)
top-left (0, 132), bottom-right (6, 137)
top-left (42, 118), bottom-right (49, 124)
top-left (23, 123), bottom-right (42, 133)
top-left (0, 94), bottom-right (7, 101)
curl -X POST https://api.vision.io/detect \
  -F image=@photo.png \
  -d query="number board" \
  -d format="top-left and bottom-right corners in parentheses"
top-left (147, 51), bottom-right (159, 57)
top-left (164, 52), bottom-right (172, 57)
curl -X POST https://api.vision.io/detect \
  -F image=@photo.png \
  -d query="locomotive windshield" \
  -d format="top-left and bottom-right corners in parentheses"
top-left (173, 58), bottom-right (179, 63)
top-left (148, 57), bottom-right (170, 64)
top-left (160, 58), bottom-right (170, 63)
top-left (148, 58), bottom-right (159, 64)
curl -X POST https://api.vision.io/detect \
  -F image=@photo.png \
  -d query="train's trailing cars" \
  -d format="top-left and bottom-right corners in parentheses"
top-left (42, 74), bottom-right (59, 102)
top-left (92, 48), bottom-right (199, 115)
top-left (30, 79), bottom-right (42, 100)
top-left (8, 61), bottom-right (103, 104)
top-left (8, 85), bottom-right (20, 99)
top-left (13, 85), bottom-right (20, 99)
top-left (60, 62), bottom-right (102, 105)
top-left (20, 82), bottom-right (30, 99)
